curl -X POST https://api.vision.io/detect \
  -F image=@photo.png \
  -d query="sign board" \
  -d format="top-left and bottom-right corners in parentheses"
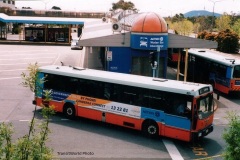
top-left (130, 33), bottom-right (168, 50)
top-left (107, 51), bottom-right (112, 61)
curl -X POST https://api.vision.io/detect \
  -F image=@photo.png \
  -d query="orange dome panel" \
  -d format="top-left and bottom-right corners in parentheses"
top-left (131, 12), bottom-right (168, 33)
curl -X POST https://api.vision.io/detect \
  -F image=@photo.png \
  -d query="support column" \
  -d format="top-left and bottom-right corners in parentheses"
top-left (184, 48), bottom-right (189, 82)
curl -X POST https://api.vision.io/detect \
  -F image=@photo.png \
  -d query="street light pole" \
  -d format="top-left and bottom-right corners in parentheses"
top-left (209, 0), bottom-right (224, 31)
top-left (42, 0), bottom-right (51, 10)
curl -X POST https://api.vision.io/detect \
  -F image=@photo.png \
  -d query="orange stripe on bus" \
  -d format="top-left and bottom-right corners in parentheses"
top-left (164, 126), bottom-right (191, 142)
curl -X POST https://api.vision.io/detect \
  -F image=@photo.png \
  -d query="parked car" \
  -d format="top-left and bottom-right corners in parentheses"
top-left (29, 36), bottom-right (38, 42)
top-left (56, 37), bottom-right (65, 42)
top-left (71, 39), bottom-right (83, 50)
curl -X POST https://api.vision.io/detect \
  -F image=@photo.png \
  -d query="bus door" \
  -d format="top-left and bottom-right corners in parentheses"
top-left (231, 65), bottom-right (240, 92)
top-left (164, 97), bottom-right (192, 141)
top-left (193, 94), bottom-right (215, 139)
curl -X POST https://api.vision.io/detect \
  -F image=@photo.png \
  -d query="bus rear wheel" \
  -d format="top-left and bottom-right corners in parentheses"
top-left (63, 103), bottom-right (76, 120)
top-left (142, 120), bottom-right (159, 138)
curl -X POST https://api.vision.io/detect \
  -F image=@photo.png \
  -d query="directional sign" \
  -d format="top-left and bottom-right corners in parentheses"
top-left (107, 51), bottom-right (112, 61)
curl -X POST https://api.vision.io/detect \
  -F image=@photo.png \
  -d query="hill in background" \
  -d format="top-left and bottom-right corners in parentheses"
top-left (184, 10), bottom-right (222, 17)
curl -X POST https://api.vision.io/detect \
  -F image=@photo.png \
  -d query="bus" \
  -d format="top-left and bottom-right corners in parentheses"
top-left (182, 49), bottom-right (240, 94)
top-left (33, 65), bottom-right (217, 142)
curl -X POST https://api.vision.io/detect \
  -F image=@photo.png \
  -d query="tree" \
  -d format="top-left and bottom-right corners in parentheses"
top-left (194, 16), bottom-right (212, 32)
top-left (22, 7), bottom-right (32, 9)
top-left (173, 19), bottom-right (193, 36)
top-left (232, 19), bottom-right (240, 36)
top-left (51, 6), bottom-right (61, 10)
top-left (111, 0), bottom-right (137, 11)
top-left (215, 29), bottom-right (239, 53)
top-left (193, 22), bottom-right (200, 34)
top-left (215, 13), bottom-right (231, 32)
top-left (222, 111), bottom-right (240, 160)
top-left (171, 13), bottom-right (185, 22)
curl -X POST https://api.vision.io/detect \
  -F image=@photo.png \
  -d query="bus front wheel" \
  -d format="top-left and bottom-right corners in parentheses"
top-left (63, 103), bottom-right (76, 120)
top-left (142, 120), bottom-right (159, 138)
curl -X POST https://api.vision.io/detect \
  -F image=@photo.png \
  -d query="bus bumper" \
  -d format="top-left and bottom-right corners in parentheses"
top-left (195, 124), bottom-right (214, 138)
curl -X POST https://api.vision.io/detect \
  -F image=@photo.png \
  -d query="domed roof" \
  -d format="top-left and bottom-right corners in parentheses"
top-left (131, 12), bottom-right (168, 33)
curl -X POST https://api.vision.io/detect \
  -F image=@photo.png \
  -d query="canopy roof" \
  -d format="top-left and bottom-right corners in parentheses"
top-left (0, 13), bottom-right (98, 25)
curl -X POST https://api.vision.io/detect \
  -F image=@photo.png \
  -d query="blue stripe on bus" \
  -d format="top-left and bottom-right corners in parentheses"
top-left (51, 91), bottom-right (70, 101)
top-left (141, 108), bottom-right (191, 130)
top-left (36, 72), bottom-right (44, 97)
top-left (141, 108), bottom-right (163, 121)
top-left (164, 114), bottom-right (191, 130)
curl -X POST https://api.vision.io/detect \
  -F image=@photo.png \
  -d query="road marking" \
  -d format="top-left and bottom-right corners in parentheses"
top-left (0, 62), bottom-right (51, 66)
top-left (19, 120), bottom-right (31, 122)
top-left (162, 139), bottom-right (184, 160)
top-left (0, 69), bottom-right (27, 72)
top-left (0, 57), bottom-right (55, 61)
top-left (0, 120), bottom-right (10, 123)
top-left (61, 119), bottom-right (70, 121)
top-left (193, 154), bottom-right (224, 160)
top-left (0, 77), bottom-right (21, 80)
top-left (0, 50), bottom-right (49, 54)
top-left (53, 53), bottom-right (61, 65)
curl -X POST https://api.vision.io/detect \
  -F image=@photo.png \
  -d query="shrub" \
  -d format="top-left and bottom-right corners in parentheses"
top-left (222, 111), bottom-right (240, 160)
top-left (215, 29), bottom-right (239, 53)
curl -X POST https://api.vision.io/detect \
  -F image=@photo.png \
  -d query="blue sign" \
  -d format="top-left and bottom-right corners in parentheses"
top-left (131, 33), bottom-right (168, 50)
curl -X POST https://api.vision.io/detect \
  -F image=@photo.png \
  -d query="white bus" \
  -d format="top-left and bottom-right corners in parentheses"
top-left (34, 65), bottom-right (217, 142)
top-left (187, 49), bottom-right (240, 94)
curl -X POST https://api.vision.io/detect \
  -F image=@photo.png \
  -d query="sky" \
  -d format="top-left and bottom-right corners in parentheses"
top-left (15, 0), bottom-right (240, 17)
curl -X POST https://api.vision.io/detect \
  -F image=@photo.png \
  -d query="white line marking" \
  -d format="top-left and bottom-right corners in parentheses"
top-left (53, 53), bottom-right (61, 65)
top-left (19, 120), bottom-right (31, 122)
top-left (61, 119), bottom-right (69, 121)
top-left (162, 139), bottom-right (184, 160)
top-left (0, 62), bottom-right (51, 66)
top-left (0, 77), bottom-right (21, 80)
top-left (214, 118), bottom-right (220, 120)
top-left (0, 69), bottom-right (27, 72)
top-left (0, 120), bottom-right (10, 123)
top-left (0, 50), bottom-right (49, 54)
top-left (0, 57), bottom-right (55, 61)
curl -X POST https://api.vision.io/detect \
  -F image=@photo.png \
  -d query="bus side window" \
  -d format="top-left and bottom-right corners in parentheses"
top-left (66, 78), bottom-right (79, 94)
top-left (121, 85), bottom-right (138, 105)
top-left (103, 83), bottom-right (113, 100)
top-left (149, 90), bottom-right (169, 111)
top-left (111, 84), bottom-right (123, 102)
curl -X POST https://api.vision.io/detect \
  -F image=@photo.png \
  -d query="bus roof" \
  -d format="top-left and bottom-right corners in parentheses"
top-left (39, 65), bottom-right (213, 97)
top-left (187, 49), bottom-right (240, 66)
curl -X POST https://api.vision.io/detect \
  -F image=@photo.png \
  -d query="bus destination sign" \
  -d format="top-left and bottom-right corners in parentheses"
top-left (199, 87), bottom-right (210, 95)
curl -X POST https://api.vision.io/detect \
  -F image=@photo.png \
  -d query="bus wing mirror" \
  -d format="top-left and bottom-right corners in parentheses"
top-left (213, 100), bottom-right (218, 111)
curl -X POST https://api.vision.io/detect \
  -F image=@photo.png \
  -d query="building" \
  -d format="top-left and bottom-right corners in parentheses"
top-left (0, 1), bottom-right (15, 9)
top-left (79, 12), bottom-right (217, 79)
top-left (0, 1), bottom-right (15, 37)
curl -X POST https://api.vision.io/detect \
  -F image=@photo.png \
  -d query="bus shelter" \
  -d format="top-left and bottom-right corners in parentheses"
top-left (0, 13), bottom-right (98, 43)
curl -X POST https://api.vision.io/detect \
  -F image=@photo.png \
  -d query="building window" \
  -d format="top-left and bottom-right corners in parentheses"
top-left (3, 0), bottom-right (6, 3)
top-left (12, 1), bottom-right (15, 5)
top-left (8, 0), bottom-right (11, 4)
